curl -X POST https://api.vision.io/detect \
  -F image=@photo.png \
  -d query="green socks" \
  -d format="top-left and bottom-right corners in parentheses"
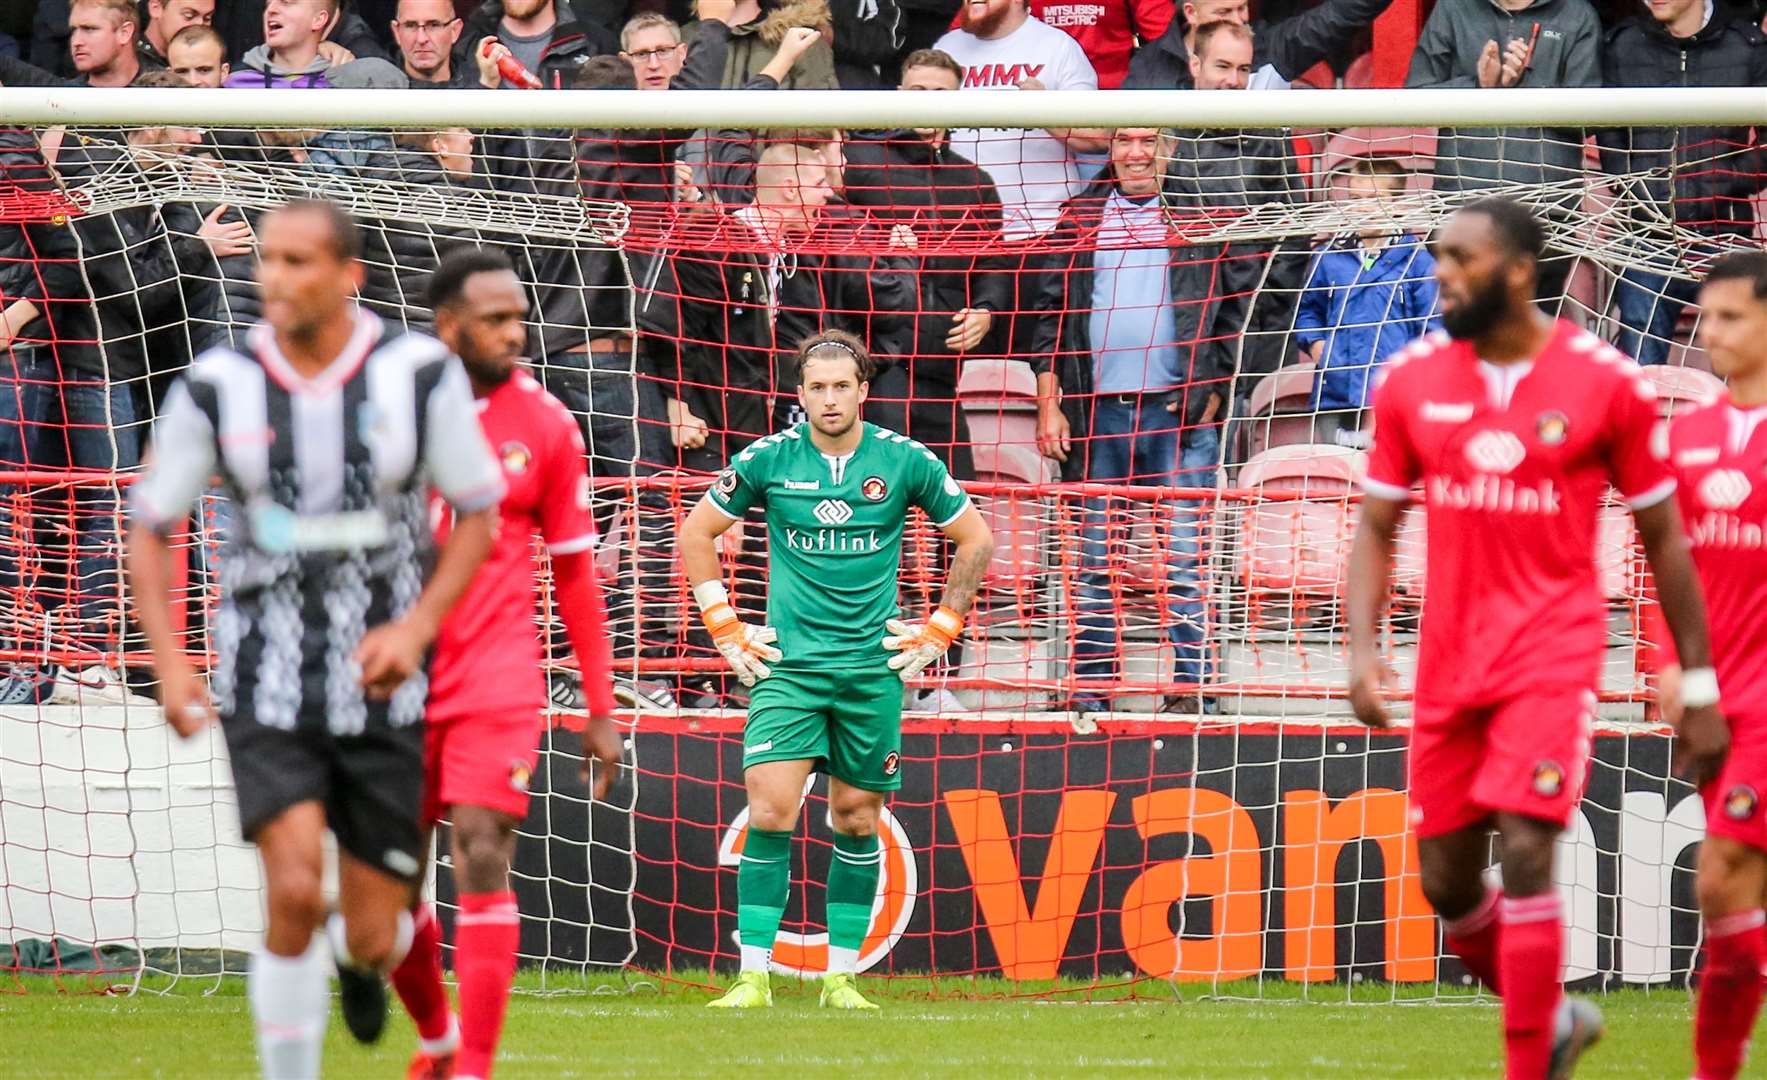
top-left (737, 827), bottom-right (792, 972)
top-left (826, 832), bottom-right (883, 975)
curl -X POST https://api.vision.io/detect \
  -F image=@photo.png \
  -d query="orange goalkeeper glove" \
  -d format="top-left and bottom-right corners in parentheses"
top-left (882, 606), bottom-right (964, 681)
top-left (695, 581), bottom-right (780, 687)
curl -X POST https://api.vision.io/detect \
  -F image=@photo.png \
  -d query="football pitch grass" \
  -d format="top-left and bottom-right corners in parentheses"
top-left (2, 972), bottom-right (1698, 1077)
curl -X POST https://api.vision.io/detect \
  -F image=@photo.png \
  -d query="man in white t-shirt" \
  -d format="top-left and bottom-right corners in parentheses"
top-left (935, 0), bottom-right (1105, 240)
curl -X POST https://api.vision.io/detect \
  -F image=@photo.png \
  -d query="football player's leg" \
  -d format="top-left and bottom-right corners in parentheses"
top-left (1479, 692), bottom-right (1598, 1079)
top-left (451, 803), bottom-right (523, 1080)
top-left (252, 803), bottom-right (332, 1080)
top-left (818, 668), bottom-right (903, 1008)
top-left (227, 720), bottom-right (332, 1080)
top-left (1411, 706), bottom-right (1504, 990)
top-left (326, 726), bottom-right (428, 1044)
top-left (393, 721), bottom-right (456, 1074)
top-left (1693, 740), bottom-right (1767, 1080)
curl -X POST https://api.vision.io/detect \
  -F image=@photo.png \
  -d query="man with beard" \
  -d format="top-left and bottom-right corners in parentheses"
top-left (1346, 198), bottom-right (1724, 1079)
top-left (934, 0), bottom-right (1103, 241)
top-left (678, 331), bottom-right (993, 1010)
top-left (391, 248), bottom-right (623, 1080)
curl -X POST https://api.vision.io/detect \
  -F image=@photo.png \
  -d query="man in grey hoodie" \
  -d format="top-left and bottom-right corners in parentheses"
top-left (1405, 0), bottom-right (1601, 305)
top-left (225, 0), bottom-right (402, 88)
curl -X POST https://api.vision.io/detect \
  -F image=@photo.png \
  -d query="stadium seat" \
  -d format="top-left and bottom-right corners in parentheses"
top-left (957, 358), bottom-right (1039, 404)
top-left (1318, 127), bottom-right (1436, 201)
top-left (1236, 445), bottom-right (1365, 600)
top-left (1640, 364), bottom-right (1723, 418)
top-left (972, 442), bottom-right (1054, 486)
top-left (1238, 362), bottom-right (1319, 459)
top-left (1237, 442), bottom-right (1365, 494)
top-left (1342, 52), bottom-right (1374, 89)
top-left (971, 442), bottom-right (1054, 590)
top-left (960, 358), bottom-right (1042, 454)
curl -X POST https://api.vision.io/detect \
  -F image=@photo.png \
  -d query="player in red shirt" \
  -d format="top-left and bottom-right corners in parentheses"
top-left (391, 248), bottom-right (625, 1080)
top-left (1654, 252), bottom-right (1767, 1080)
top-left (1346, 198), bottom-right (1725, 1080)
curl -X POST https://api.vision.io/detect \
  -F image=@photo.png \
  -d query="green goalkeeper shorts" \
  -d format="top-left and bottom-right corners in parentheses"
top-left (742, 666), bottom-right (904, 791)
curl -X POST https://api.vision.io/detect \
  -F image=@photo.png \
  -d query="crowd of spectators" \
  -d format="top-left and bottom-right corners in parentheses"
top-left (0, 0), bottom-right (1761, 710)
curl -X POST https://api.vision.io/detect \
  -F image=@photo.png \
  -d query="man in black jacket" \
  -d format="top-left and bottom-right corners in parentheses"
top-left (1031, 127), bottom-right (1225, 714)
top-left (1598, 0), bottom-right (1767, 365)
top-left (1159, 22), bottom-right (1309, 384)
top-left (843, 49), bottom-right (1007, 483)
top-left (1123, 0), bottom-right (1394, 88)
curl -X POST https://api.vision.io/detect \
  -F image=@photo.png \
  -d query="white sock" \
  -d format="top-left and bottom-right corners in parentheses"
top-left (739, 944), bottom-right (771, 974)
top-left (326, 909), bottom-right (414, 973)
top-left (417, 1013), bottom-right (461, 1056)
top-left (826, 946), bottom-right (859, 977)
top-left (250, 937), bottom-right (329, 1080)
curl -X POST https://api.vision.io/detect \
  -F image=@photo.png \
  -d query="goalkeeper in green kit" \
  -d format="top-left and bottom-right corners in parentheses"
top-left (678, 331), bottom-right (994, 1010)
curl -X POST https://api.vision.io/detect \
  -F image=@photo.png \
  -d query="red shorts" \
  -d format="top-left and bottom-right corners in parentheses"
top-left (421, 709), bottom-right (544, 827)
top-left (1702, 714), bottom-right (1767, 852)
top-left (1407, 689), bottom-right (1596, 839)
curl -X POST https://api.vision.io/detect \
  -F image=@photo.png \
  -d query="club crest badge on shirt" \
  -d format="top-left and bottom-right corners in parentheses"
top-left (1725, 785), bottom-right (1758, 822)
top-left (500, 441), bottom-right (532, 475)
top-left (862, 476), bottom-right (888, 502)
top-left (1532, 760), bottom-right (1565, 798)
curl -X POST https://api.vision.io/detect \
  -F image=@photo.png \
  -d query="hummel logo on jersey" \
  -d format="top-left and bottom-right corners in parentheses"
top-left (1422, 401), bottom-right (1475, 423)
top-left (1699, 469), bottom-right (1752, 510)
top-left (813, 499), bottom-right (854, 525)
top-left (784, 479), bottom-right (820, 490)
top-left (1464, 430), bottom-right (1526, 474)
top-left (1676, 447), bottom-right (1720, 467)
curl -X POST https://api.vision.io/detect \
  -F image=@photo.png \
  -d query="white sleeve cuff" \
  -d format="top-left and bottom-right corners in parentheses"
top-left (934, 499), bottom-right (973, 530)
top-left (1626, 477), bottom-right (1676, 511)
top-left (703, 494), bottom-right (742, 520)
top-left (547, 532), bottom-right (599, 555)
top-left (1359, 475), bottom-right (1411, 503)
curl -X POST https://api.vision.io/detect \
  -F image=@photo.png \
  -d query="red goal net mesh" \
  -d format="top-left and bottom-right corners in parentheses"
top-left (0, 119), bottom-right (1759, 994)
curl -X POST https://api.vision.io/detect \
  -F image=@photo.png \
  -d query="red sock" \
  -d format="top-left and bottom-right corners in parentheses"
top-left (456, 890), bottom-right (521, 1079)
top-left (1499, 894), bottom-right (1563, 1080)
top-left (390, 903), bottom-right (454, 1047)
top-left (1443, 885), bottom-right (1504, 993)
top-left (1695, 909), bottom-right (1767, 1080)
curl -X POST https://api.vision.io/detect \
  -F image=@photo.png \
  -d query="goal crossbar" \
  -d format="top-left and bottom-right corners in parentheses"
top-left (1, 85), bottom-right (1762, 131)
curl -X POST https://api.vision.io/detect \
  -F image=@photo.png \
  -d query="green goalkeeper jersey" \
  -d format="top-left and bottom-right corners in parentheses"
top-left (704, 422), bottom-right (972, 672)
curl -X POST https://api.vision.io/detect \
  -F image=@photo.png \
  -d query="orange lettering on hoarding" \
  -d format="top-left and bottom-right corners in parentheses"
top-left (943, 788), bottom-right (1116, 980)
top-left (1119, 788), bottom-right (1261, 981)
top-left (1281, 789), bottom-right (1436, 982)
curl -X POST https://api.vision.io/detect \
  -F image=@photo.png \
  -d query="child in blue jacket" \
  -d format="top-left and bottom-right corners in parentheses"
top-left (1294, 159), bottom-right (1442, 447)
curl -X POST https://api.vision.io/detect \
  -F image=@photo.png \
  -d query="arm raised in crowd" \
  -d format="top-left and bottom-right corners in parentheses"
top-left (1264, 0), bottom-right (1396, 81)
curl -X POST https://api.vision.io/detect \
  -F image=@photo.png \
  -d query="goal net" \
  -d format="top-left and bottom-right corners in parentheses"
top-left (1, 87), bottom-right (1761, 997)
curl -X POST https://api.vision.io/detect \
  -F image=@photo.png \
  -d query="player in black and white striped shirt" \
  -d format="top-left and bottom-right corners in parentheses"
top-left (126, 201), bottom-right (504, 1080)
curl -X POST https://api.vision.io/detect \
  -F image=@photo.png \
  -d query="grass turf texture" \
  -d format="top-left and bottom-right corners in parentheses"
top-left (1, 972), bottom-right (1696, 1077)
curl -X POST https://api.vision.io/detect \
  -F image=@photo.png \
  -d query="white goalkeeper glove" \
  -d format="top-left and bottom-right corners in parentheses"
top-left (882, 605), bottom-right (964, 682)
top-left (695, 580), bottom-right (781, 687)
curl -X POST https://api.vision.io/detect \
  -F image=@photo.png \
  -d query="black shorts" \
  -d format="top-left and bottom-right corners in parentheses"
top-left (222, 716), bottom-right (426, 884)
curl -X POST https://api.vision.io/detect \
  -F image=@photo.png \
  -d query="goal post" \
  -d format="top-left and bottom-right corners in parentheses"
top-left (0, 87), bottom-right (1761, 995)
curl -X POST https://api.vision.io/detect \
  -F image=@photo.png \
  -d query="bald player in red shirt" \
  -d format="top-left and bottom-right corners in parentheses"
top-left (1347, 198), bottom-right (1724, 1080)
top-left (392, 248), bottom-right (624, 1080)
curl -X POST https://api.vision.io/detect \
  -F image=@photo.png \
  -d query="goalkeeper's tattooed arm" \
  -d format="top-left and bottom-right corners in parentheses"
top-left (885, 507), bottom-right (995, 681)
top-left (937, 506), bottom-right (995, 617)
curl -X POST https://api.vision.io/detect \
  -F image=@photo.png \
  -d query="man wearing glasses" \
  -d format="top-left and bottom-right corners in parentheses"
top-left (391, 0), bottom-right (491, 88)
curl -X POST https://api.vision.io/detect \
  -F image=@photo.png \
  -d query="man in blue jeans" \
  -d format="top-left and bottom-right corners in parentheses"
top-left (1032, 127), bottom-right (1226, 715)
top-left (0, 349), bottom-right (142, 704)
